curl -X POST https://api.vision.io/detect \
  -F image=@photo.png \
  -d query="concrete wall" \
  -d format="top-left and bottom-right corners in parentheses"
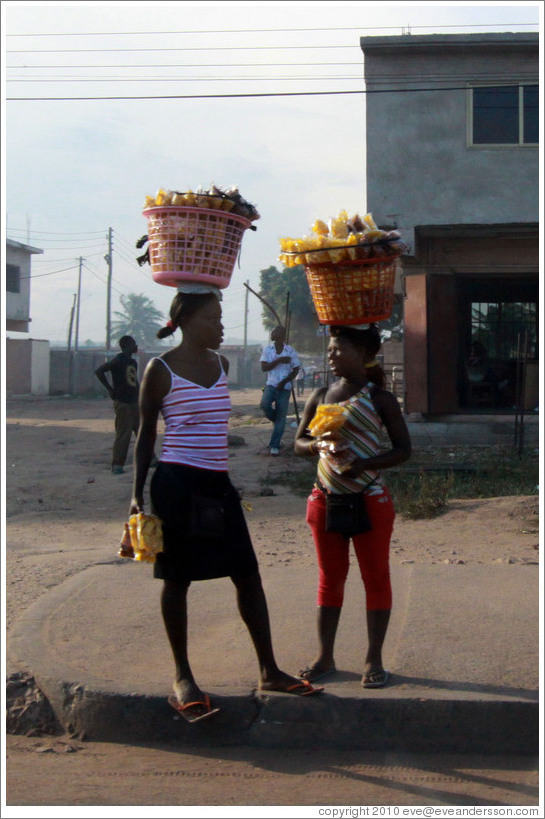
top-left (47, 345), bottom-right (265, 396)
top-left (6, 338), bottom-right (50, 395)
top-left (361, 34), bottom-right (539, 247)
top-left (30, 340), bottom-right (50, 394)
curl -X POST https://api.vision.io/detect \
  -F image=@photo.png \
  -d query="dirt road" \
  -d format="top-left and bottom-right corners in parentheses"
top-left (4, 393), bottom-right (540, 810)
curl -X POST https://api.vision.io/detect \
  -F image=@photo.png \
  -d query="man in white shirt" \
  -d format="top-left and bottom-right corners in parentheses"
top-left (260, 325), bottom-right (301, 455)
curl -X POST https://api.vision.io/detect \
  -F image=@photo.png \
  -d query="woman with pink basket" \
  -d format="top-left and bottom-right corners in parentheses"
top-left (129, 289), bottom-right (324, 723)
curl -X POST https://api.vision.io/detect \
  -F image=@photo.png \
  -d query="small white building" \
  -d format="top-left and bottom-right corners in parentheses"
top-left (6, 238), bottom-right (43, 332)
top-left (5, 238), bottom-right (50, 395)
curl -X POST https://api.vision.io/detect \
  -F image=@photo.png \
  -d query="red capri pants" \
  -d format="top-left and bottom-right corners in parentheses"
top-left (306, 485), bottom-right (395, 609)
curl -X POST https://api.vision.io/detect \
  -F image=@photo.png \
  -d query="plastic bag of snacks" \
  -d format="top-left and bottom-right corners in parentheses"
top-left (308, 404), bottom-right (358, 474)
top-left (143, 184), bottom-right (260, 222)
top-left (308, 404), bottom-right (347, 437)
top-left (118, 513), bottom-right (164, 563)
top-left (279, 211), bottom-right (407, 267)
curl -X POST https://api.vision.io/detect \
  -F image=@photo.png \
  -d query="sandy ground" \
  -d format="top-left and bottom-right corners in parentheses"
top-left (3, 391), bottom-right (540, 811)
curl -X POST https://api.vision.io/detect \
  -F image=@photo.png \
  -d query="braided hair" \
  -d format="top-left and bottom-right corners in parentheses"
top-left (156, 292), bottom-right (219, 340)
top-left (329, 324), bottom-right (386, 388)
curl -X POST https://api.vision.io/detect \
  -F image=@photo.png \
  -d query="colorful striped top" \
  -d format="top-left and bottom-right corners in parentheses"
top-left (156, 356), bottom-right (231, 472)
top-left (317, 385), bottom-right (384, 495)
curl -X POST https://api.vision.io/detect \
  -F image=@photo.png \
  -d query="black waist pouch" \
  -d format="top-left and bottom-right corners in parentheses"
top-left (324, 491), bottom-right (373, 537)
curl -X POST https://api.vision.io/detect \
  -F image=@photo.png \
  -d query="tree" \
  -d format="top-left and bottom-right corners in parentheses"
top-left (259, 265), bottom-right (324, 353)
top-left (111, 292), bottom-right (165, 349)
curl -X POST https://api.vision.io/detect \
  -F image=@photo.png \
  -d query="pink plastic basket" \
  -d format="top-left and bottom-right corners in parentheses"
top-left (143, 206), bottom-right (252, 289)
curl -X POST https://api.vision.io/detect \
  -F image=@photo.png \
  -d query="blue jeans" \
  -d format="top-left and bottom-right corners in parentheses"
top-left (260, 385), bottom-right (291, 449)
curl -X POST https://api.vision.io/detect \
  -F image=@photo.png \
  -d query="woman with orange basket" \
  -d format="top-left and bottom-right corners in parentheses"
top-left (294, 323), bottom-right (411, 688)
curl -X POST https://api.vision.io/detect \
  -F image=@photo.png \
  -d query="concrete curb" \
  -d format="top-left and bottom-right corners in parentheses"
top-left (8, 562), bottom-right (539, 754)
top-left (18, 674), bottom-right (539, 754)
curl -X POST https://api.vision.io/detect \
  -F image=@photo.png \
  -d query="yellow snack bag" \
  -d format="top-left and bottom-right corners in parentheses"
top-left (120, 513), bottom-right (164, 563)
top-left (308, 404), bottom-right (347, 438)
top-left (312, 219), bottom-right (329, 236)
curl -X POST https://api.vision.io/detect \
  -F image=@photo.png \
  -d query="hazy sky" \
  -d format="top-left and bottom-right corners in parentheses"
top-left (2, 1), bottom-right (541, 347)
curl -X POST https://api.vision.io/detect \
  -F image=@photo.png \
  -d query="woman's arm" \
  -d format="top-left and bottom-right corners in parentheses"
top-left (294, 387), bottom-right (327, 457)
top-left (129, 359), bottom-right (170, 514)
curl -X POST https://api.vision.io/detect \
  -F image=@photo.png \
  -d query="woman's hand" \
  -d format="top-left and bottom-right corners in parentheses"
top-left (129, 496), bottom-right (144, 517)
top-left (316, 433), bottom-right (356, 473)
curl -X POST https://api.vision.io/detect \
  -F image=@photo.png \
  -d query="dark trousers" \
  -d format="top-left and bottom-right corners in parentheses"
top-left (112, 400), bottom-right (140, 466)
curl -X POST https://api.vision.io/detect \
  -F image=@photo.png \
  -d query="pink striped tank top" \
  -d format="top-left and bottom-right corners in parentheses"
top-left (317, 385), bottom-right (384, 494)
top-left (156, 356), bottom-right (231, 471)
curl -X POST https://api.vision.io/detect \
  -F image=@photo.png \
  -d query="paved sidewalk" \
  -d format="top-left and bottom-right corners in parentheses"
top-left (8, 555), bottom-right (539, 754)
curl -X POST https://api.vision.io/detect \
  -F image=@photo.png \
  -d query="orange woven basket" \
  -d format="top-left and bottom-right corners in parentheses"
top-left (304, 255), bottom-right (397, 325)
top-left (143, 206), bottom-right (252, 289)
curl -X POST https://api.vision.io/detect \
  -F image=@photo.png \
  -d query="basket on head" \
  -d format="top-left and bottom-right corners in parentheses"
top-left (143, 206), bottom-right (252, 289)
top-left (304, 256), bottom-right (397, 325)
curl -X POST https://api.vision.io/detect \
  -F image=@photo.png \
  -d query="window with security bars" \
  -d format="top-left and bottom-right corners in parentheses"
top-left (470, 84), bottom-right (538, 146)
top-left (471, 301), bottom-right (538, 360)
top-left (6, 264), bottom-right (21, 293)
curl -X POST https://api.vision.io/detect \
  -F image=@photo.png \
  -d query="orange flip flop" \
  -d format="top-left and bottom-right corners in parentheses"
top-left (167, 693), bottom-right (221, 723)
top-left (285, 680), bottom-right (324, 696)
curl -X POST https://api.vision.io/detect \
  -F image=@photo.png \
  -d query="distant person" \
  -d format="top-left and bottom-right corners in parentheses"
top-left (95, 336), bottom-right (140, 474)
top-left (260, 325), bottom-right (300, 455)
top-left (295, 367), bottom-right (306, 397)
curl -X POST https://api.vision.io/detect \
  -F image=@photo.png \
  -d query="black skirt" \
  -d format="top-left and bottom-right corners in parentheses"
top-left (150, 462), bottom-right (258, 582)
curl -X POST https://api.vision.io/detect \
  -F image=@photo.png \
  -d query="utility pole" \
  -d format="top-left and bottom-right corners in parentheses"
top-left (105, 228), bottom-right (113, 353)
top-left (242, 279), bottom-right (249, 386)
top-left (67, 293), bottom-right (77, 395)
top-left (75, 256), bottom-right (83, 353)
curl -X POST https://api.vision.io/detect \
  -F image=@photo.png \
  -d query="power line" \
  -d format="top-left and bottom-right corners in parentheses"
top-left (7, 65), bottom-right (537, 80)
top-left (8, 44), bottom-right (365, 54)
top-left (82, 261), bottom-right (125, 297)
top-left (8, 73), bottom-right (539, 86)
top-left (9, 83), bottom-right (525, 102)
top-left (31, 252), bottom-right (105, 264)
top-left (8, 75), bottom-right (369, 83)
top-left (7, 226), bottom-right (106, 236)
top-left (19, 264), bottom-right (79, 280)
top-left (8, 61), bottom-right (366, 69)
top-left (6, 23), bottom-right (538, 36)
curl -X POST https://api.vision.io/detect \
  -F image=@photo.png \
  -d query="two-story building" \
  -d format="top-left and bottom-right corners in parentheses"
top-left (360, 33), bottom-right (539, 415)
top-left (6, 238), bottom-right (43, 332)
top-left (6, 238), bottom-right (50, 395)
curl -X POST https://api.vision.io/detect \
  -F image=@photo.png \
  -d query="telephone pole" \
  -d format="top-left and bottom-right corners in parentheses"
top-left (67, 293), bottom-right (77, 395)
top-left (242, 279), bottom-right (249, 385)
top-left (75, 256), bottom-right (83, 353)
top-left (105, 228), bottom-right (113, 353)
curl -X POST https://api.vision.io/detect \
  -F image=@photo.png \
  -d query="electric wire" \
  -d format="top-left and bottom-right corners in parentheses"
top-left (18, 264), bottom-right (79, 280)
top-left (5, 22), bottom-right (537, 36)
top-left (9, 84), bottom-right (523, 101)
top-left (7, 44), bottom-right (368, 53)
top-left (7, 227), bottom-right (106, 236)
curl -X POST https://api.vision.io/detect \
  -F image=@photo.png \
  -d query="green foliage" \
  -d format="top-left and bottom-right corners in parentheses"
top-left (388, 445), bottom-right (538, 519)
top-left (261, 445), bottom-right (539, 515)
top-left (111, 292), bottom-right (165, 350)
top-left (388, 471), bottom-right (454, 519)
top-left (259, 265), bottom-right (323, 353)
